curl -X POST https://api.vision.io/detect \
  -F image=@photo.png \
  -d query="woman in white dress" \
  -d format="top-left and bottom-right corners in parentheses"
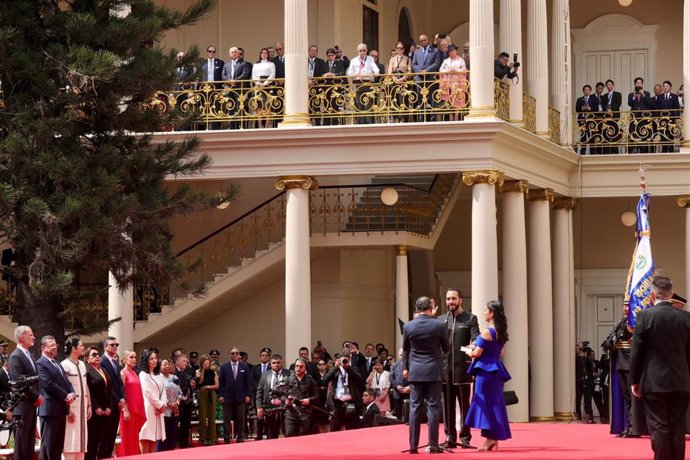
top-left (138, 349), bottom-right (166, 454)
top-left (62, 338), bottom-right (91, 460)
top-left (366, 359), bottom-right (391, 414)
top-left (251, 48), bottom-right (276, 128)
top-left (439, 44), bottom-right (468, 121)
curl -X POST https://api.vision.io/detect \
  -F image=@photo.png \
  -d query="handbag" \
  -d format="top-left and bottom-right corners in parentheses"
top-left (503, 390), bottom-right (519, 406)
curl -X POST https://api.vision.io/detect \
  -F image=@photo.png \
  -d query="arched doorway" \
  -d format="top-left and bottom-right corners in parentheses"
top-left (398, 7), bottom-right (412, 47)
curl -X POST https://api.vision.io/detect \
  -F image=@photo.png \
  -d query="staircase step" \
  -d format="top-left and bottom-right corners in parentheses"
top-left (241, 258), bottom-right (253, 267)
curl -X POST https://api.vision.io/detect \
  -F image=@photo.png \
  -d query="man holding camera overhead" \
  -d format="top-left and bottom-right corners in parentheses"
top-left (322, 351), bottom-right (363, 431)
top-left (494, 52), bottom-right (519, 80)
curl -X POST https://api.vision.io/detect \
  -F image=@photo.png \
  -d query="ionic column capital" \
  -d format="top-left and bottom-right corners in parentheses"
top-left (501, 180), bottom-right (529, 194)
top-left (528, 188), bottom-right (554, 202)
top-left (396, 245), bottom-right (409, 256)
top-left (553, 197), bottom-right (577, 211)
top-left (275, 176), bottom-right (319, 191)
top-left (462, 170), bottom-right (505, 187)
top-left (677, 195), bottom-right (690, 208)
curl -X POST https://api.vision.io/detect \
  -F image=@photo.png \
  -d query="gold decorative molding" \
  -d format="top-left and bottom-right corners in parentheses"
top-left (527, 188), bottom-right (554, 202)
top-left (462, 170), bottom-right (505, 187)
top-left (274, 176), bottom-right (319, 191)
top-left (553, 197), bottom-right (577, 211)
top-left (677, 195), bottom-right (690, 208)
top-left (500, 180), bottom-right (529, 194)
top-left (396, 245), bottom-right (409, 256)
top-left (530, 416), bottom-right (556, 422)
top-left (554, 412), bottom-right (573, 421)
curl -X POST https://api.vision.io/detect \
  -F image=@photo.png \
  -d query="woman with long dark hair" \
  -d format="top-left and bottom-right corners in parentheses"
top-left (138, 349), bottom-right (166, 453)
top-left (465, 300), bottom-right (512, 451)
top-left (62, 337), bottom-right (90, 460)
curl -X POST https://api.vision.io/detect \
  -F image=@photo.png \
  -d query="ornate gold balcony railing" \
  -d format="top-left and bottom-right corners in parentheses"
top-left (549, 107), bottom-right (561, 144)
top-left (523, 93), bottom-right (537, 134)
top-left (494, 78), bottom-right (510, 121)
top-left (572, 109), bottom-right (684, 153)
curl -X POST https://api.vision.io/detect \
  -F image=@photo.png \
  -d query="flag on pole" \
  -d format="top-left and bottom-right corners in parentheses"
top-left (624, 192), bottom-right (654, 329)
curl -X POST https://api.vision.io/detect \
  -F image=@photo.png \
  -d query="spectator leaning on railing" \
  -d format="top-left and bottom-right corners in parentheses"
top-left (494, 52), bottom-right (518, 81)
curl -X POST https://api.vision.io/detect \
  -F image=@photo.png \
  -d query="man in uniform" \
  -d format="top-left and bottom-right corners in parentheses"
top-left (612, 301), bottom-right (637, 437)
top-left (440, 288), bottom-right (479, 449)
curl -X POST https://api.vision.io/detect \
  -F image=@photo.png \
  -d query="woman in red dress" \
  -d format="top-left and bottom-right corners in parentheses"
top-left (119, 350), bottom-right (146, 456)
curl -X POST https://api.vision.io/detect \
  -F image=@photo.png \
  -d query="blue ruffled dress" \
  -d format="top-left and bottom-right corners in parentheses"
top-left (464, 327), bottom-right (512, 441)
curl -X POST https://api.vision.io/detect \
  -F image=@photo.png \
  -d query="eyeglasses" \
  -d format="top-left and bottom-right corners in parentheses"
top-left (230, 352), bottom-right (239, 355)
top-left (107, 343), bottom-right (119, 348)
top-left (207, 50), bottom-right (216, 53)
top-left (358, 49), bottom-right (367, 53)
top-left (90, 353), bottom-right (100, 357)
top-left (396, 46), bottom-right (404, 50)
top-left (276, 48), bottom-right (283, 51)
top-left (317, 362), bottom-right (326, 366)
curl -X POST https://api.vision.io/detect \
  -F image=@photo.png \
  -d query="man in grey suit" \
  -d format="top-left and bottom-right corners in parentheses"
top-left (403, 296), bottom-right (451, 454)
top-left (630, 275), bottom-right (690, 460)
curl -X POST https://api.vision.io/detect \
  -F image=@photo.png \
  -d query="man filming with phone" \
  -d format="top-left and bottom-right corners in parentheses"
top-left (494, 52), bottom-right (519, 80)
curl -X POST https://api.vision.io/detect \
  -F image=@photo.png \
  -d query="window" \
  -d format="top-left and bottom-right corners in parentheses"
top-left (398, 8), bottom-right (413, 46)
top-left (363, 5), bottom-right (379, 52)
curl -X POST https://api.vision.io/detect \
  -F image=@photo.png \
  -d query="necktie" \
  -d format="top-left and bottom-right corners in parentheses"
top-left (423, 47), bottom-right (427, 61)
top-left (25, 350), bottom-right (35, 371)
top-left (667, 93), bottom-right (670, 100)
top-left (329, 62), bottom-right (333, 72)
top-left (232, 362), bottom-right (238, 379)
top-left (272, 372), bottom-right (279, 388)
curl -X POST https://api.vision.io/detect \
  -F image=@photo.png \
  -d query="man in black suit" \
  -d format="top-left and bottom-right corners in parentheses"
top-left (602, 79), bottom-right (622, 154)
top-left (250, 347), bottom-right (272, 440)
top-left (221, 47), bottom-right (252, 130)
top-left (8, 325), bottom-right (43, 460)
top-left (656, 81), bottom-right (682, 152)
top-left (403, 296), bottom-right (451, 454)
top-left (493, 52), bottom-right (518, 80)
top-left (255, 354), bottom-right (291, 439)
top-left (360, 389), bottom-right (380, 428)
top-left (441, 288), bottom-right (480, 449)
top-left (345, 341), bottom-right (368, 393)
top-left (199, 45), bottom-right (225, 83)
top-left (218, 347), bottom-right (251, 443)
top-left (318, 48), bottom-right (346, 126)
top-left (173, 353), bottom-right (195, 448)
top-left (575, 85), bottom-right (596, 155)
top-left (99, 336), bottom-right (123, 459)
top-left (630, 276), bottom-right (690, 460)
top-left (363, 343), bottom-right (377, 376)
top-left (390, 348), bottom-right (410, 420)
top-left (627, 77), bottom-right (653, 153)
top-left (322, 354), bottom-right (364, 431)
top-left (36, 335), bottom-right (75, 460)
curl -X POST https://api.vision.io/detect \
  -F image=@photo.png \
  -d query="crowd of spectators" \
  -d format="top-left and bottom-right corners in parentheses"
top-left (575, 341), bottom-right (609, 424)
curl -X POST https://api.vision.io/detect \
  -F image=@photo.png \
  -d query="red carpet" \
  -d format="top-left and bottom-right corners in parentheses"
top-left (121, 423), bottom-right (680, 459)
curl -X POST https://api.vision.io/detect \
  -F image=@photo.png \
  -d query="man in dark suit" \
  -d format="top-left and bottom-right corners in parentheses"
top-left (403, 296), bottom-right (451, 454)
top-left (173, 353), bottom-right (195, 448)
top-left (630, 276), bottom-right (690, 460)
top-left (493, 52), bottom-right (518, 80)
top-left (441, 288), bottom-right (480, 449)
top-left (199, 45), bottom-right (224, 83)
top-left (322, 354), bottom-right (364, 431)
top-left (255, 353), bottom-right (291, 439)
top-left (221, 47), bottom-right (252, 130)
top-left (575, 85), bottom-right (596, 155)
top-left (36, 335), bottom-right (75, 460)
top-left (602, 79), bottom-right (622, 154)
top-left (219, 347), bottom-right (251, 443)
top-left (627, 77), bottom-right (653, 153)
top-left (360, 389), bottom-right (381, 428)
top-left (272, 42), bottom-right (286, 79)
top-left (99, 336), bottom-right (123, 459)
top-left (363, 343), bottom-right (377, 376)
top-left (8, 325), bottom-right (43, 460)
top-left (390, 348), bottom-right (410, 420)
top-left (318, 48), bottom-right (346, 126)
top-left (656, 81), bottom-right (682, 152)
top-left (250, 347), bottom-right (272, 440)
top-left (411, 34), bottom-right (442, 121)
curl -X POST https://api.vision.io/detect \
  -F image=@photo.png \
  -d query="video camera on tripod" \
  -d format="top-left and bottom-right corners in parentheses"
top-left (0, 375), bottom-right (40, 431)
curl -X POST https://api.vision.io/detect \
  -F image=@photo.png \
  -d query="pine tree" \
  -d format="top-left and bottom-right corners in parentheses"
top-left (0, 0), bottom-right (225, 348)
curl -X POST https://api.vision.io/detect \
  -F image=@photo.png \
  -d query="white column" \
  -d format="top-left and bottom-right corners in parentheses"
top-left (468, 0), bottom-right (497, 119)
top-left (679, 195), bottom-right (690, 310)
top-left (680, 0), bottom-right (690, 155)
top-left (500, 0), bottom-right (524, 123)
top-left (395, 246), bottom-right (410, 355)
top-left (281, 0), bottom-right (310, 127)
top-left (276, 176), bottom-right (317, 360)
top-left (108, 272), bottom-right (134, 352)
top-left (463, 171), bottom-right (503, 328)
top-left (528, 189), bottom-right (555, 421)
top-left (553, 197), bottom-right (577, 420)
top-left (550, 0), bottom-right (572, 144)
top-left (500, 181), bottom-right (530, 422)
top-left (527, 0), bottom-right (549, 136)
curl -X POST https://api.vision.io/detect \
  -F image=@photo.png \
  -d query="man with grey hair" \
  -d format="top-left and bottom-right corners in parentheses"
top-left (631, 275), bottom-right (690, 460)
top-left (8, 325), bottom-right (43, 460)
top-left (403, 296), bottom-right (450, 454)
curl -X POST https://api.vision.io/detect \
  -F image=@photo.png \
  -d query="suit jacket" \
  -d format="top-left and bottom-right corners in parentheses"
top-left (389, 361), bottom-right (409, 400)
top-left (322, 365), bottom-right (364, 412)
top-left (254, 368), bottom-right (291, 409)
top-left (199, 57), bottom-right (225, 82)
top-left (272, 56), bottom-right (286, 79)
top-left (250, 362), bottom-right (271, 398)
top-left (318, 59), bottom-right (345, 78)
top-left (628, 90), bottom-right (652, 111)
top-left (411, 46), bottom-right (441, 80)
top-left (221, 59), bottom-right (251, 82)
top-left (361, 402), bottom-right (380, 428)
top-left (218, 361), bottom-right (250, 403)
top-left (402, 314), bottom-right (450, 383)
top-left (575, 95), bottom-right (595, 119)
top-left (100, 354), bottom-right (123, 408)
top-left (656, 92), bottom-right (681, 118)
top-left (630, 301), bottom-right (690, 393)
top-left (36, 355), bottom-right (74, 417)
top-left (442, 310), bottom-right (480, 384)
top-left (8, 347), bottom-right (40, 416)
top-left (309, 57), bottom-right (326, 78)
top-left (603, 91), bottom-right (622, 114)
top-left (86, 364), bottom-right (111, 412)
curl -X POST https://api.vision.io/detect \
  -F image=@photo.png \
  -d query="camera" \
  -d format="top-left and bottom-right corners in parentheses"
top-left (340, 357), bottom-right (349, 366)
top-left (512, 53), bottom-right (520, 68)
top-left (437, 34), bottom-right (447, 39)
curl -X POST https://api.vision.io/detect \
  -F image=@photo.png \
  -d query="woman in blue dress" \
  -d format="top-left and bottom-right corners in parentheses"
top-left (465, 300), bottom-right (512, 451)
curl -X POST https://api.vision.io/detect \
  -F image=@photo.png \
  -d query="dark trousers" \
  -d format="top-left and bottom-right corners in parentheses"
top-left (157, 415), bottom-right (179, 451)
top-left (177, 402), bottom-right (192, 447)
top-left (39, 415), bottom-right (67, 460)
top-left (575, 381), bottom-right (593, 419)
top-left (98, 405), bottom-right (119, 459)
top-left (330, 399), bottom-right (359, 431)
top-left (592, 389), bottom-right (607, 421)
top-left (618, 370), bottom-right (633, 432)
top-left (263, 410), bottom-right (283, 439)
top-left (409, 381), bottom-right (442, 450)
top-left (284, 411), bottom-right (310, 437)
top-left (222, 402), bottom-right (246, 441)
top-left (443, 382), bottom-right (472, 443)
top-left (642, 392), bottom-right (689, 460)
top-left (86, 413), bottom-right (109, 460)
top-left (14, 414), bottom-right (37, 460)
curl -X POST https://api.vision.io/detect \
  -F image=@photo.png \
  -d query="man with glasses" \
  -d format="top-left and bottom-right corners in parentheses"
top-left (346, 43), bottom-right (380, 124)
top-left (200, 46), bottom-right (224, 83)
top-left (411, 34), bottom-right (442, 122)
top-left (284, 358), bottom-right (318, 437)
top-left (250, 347), bottom-right (272, 440)
top-left (255, 354), bottom-right (290, 439)
top-left (219, 347), bottom-right (251, 443)
top-left (99, 337), bottom-right (123, 459)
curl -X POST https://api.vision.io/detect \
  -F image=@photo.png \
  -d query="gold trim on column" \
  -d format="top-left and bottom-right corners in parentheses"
top-left (275, 176), bottom-right (319, 191)
top-left (553, 197), bottom-right (577, 211)
top-left (554, 411), bottom-right (573, 421)
top-left (462, 170), bottom-right (505, 187)
top-left (529, 416), bottom-right (556, 422)
top-left (527, 188), bottom-right (554, 202)
top-left (396, 245), bottom-right (409, 256)
top-left (677, 195), bottom-right (690, 208)
top-left (500, 180), bottom-right (529, 194)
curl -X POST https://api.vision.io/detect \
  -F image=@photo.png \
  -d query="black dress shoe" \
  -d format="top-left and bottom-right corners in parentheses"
top-left (441, 441), bottom-right (458, 448)
top-left (623, 432), bottom-right (641, 438)
top-left (460, 441), bottom-right (476, 449)
top-left (409, 448), bottom-right (418, 454)
top-left (428, 446), bottom-right (443, 454)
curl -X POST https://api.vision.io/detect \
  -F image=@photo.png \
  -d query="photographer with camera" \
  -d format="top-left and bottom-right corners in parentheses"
top-left (575, 341), bottom-right (595, 423)
top-left (284, 358), bottom-right (318, 437)
top-left (494, 52), bottom-right (519, 81)
top-left (322, 352), bottom-right (363, 431)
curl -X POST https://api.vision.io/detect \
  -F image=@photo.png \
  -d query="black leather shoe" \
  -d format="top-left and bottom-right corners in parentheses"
top-left (623, 432), bottom-right (641, 438)
top-left (428, 446), bottom-right (443, 454)
top-left (441, 441), bottom-right (458, 448)
top-left (408, 448), bottom-right (418, 454)
top-left (460, 441), bottom-right (476, 449)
